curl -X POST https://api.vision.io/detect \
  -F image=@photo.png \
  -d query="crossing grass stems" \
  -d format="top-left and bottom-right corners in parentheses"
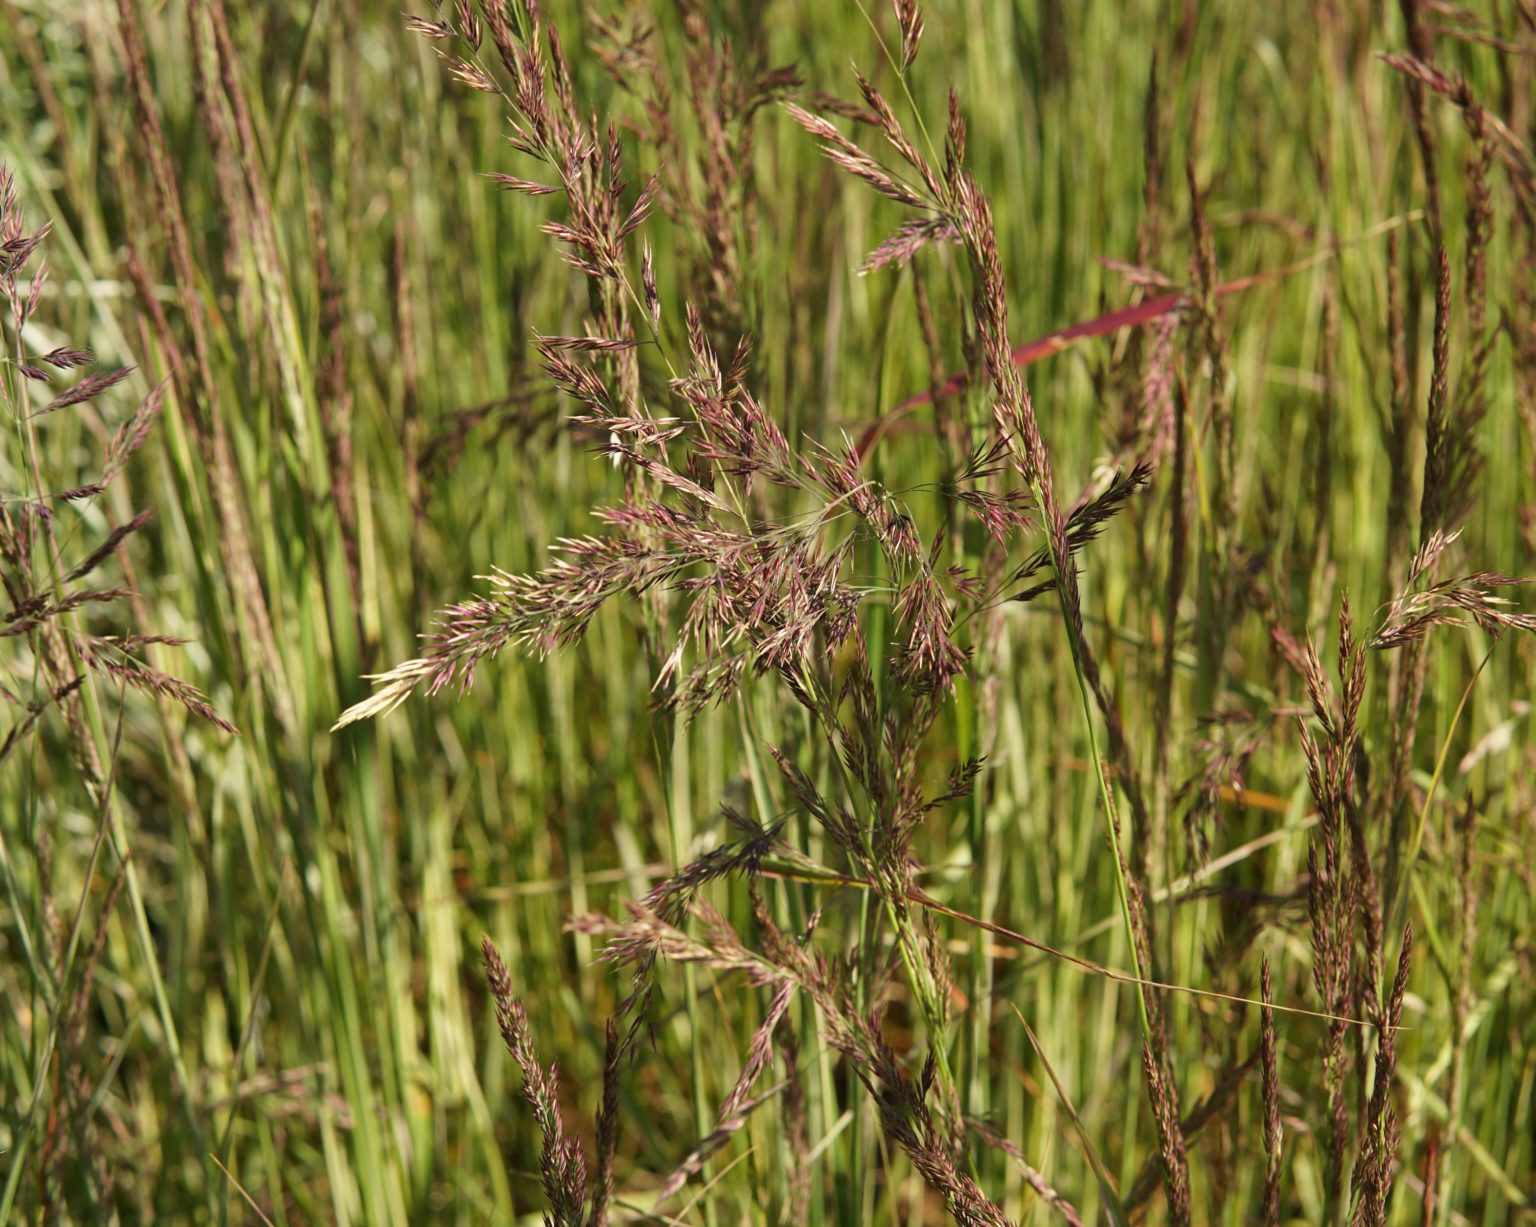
top-left (6, 0), bottom-right (1536, 1222)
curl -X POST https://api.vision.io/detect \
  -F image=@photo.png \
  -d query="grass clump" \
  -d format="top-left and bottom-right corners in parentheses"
top-left (3, 0), bottom-right (1536, 1223)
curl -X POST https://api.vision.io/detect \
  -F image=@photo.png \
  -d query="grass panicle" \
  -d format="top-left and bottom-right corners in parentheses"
top-left (5, 1), bottom-right (1536, 1222)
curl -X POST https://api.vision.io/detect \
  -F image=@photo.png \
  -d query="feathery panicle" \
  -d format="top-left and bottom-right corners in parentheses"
top-left (1260, 955), bottom-right (1282, 1226)
top-left (482, 937), bottom-right (590, 1226)
top-left (893, 0), bottom-right (925, 72)
top-left (1, 167), bottom-right (234, 745)
top-left (652, 981), bottom-right (796, 1202)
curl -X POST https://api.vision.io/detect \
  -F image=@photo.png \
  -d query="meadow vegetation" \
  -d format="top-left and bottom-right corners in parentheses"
top-left (2, 0), bottom-right (1535, 1222)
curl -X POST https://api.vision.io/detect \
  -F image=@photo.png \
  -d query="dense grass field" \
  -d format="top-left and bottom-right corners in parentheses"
top-left (3, 0), bottom-right (1535, 1222)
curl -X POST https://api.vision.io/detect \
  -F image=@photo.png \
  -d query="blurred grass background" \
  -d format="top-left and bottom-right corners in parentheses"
top-left (2, 0), bottom-right (1533, 1222)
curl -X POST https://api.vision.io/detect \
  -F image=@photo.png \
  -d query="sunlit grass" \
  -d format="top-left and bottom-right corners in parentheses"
top-left (1, 1), bottom-right (1533, 1223)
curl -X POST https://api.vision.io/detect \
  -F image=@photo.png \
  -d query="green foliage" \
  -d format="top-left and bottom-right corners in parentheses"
top-left (1, 1), bottom-right (1533, 1223)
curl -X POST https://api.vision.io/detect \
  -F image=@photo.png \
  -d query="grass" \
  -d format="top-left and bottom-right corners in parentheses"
top-left (2, 0), bottom-right (1535, 1223)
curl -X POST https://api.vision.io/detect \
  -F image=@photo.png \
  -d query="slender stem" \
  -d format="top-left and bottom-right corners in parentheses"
top-left (1024, 478), bottom-right (1154, 1044)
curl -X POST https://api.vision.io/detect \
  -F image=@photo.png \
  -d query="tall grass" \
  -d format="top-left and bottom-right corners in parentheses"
top-left (2, 0), bottom-right (1535, 1223)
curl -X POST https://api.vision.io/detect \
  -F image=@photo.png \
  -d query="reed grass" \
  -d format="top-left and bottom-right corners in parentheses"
top-left (3, 1), bottom-right (1536, 1223)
